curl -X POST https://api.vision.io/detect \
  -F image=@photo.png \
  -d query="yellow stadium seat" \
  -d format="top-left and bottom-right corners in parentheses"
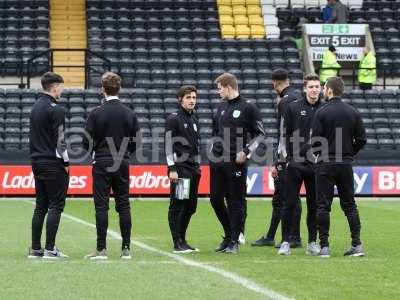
top-left (247, 5), bottom-right (261, 15)
top-left (248, 15), bottom-right (264, 25)
top-left (246, 0), bottom-right (260, 4)
top-left (234, 15), bottom-right (249, 25)
top-left (232, 5), bottom-right (247, 15)
top-left (218, 5), bottom-right (233, 15)
top-left (220, 15), bottom-right (234, 25)
top-left (250, 25), bottom-right (265, 38)
top-left (217, 0), bottom-right (232, 5)
top-left (221, 25), bottom-right (236, 38)
top-left (235, 25), bottom-right (250, 38)
top-left (232, 0), bottom-right (246, 5)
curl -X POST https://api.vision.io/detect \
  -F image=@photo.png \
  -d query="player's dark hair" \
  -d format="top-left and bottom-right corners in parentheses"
top-left (177, 85), bottom-right (197, 101)
top-left (326, 76), bottom-right (344, 96)
top-left (303, 74), bottom-right (320, 86)
top-left (41, 72), bottom-right (64, 91)
top-left (101, 72), bottom-right (121, 96)
top-left (271, 68), bottom-right (289, 81)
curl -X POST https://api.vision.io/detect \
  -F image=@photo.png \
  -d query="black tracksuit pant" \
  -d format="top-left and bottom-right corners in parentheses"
top-left (168, 166), bottom-right (201, 245)
top-left (92, 159), bottom-right (131, 251)
top-left (210, 161), bottom-right (247, 243)
top-left (315, 163), bottom-right (361, 248)
top-left (31, 160), bottom-right (69, 251)
top-left (281, 162), bottom-right (317, 243)
top-left (265, 162), bottom-right (302, 241)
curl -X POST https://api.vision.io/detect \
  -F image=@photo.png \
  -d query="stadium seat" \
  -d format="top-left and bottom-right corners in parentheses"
top-left (249, 15), bottom-right (264, 26)
top-left (250, 25), bottom-right (266, 37)
top-left (220, 15), bottom-right (234, 25)
top-left (247, 5), bottom-right (261, 15)
top-left (218, 5), bottom-right (232, 15)
top-left (221, 25), bottom-right (236, 38)
top-left (234, 15), bottom-right (249, 25)
top-left (232, 5), bottom-right (247, 15)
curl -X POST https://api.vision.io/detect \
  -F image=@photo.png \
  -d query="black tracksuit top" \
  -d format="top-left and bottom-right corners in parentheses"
top-left (311, 96), bottom-right (366, 163)
top-left (212, 95), bottom-right (266, 161)
top-left (285, 96), bottom-right (324, 161)
top-left (83, 98), bottom-right (140, 161)
top-left (165, 106), bottom-right (200, 172)
top-left (29, 93), bottom-right (69, 166)
top-left (277, 86), bottom-right (302, 133)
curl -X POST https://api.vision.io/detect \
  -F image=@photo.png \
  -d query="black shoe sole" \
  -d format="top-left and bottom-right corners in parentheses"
top-left (251, 241), bottom-right (275, 247)
top-left (224, 248), bottom-right (239, 254)
top-left (215, 247), bottom-right (227, 253)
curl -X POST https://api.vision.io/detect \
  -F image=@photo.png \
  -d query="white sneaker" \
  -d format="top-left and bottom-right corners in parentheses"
top-left (319, 246), bottom-right (330, 258)
top-left (238, 232), bottom-right (246, 245)
top-left (43, 247), bottom-right (68, 259)
top-left (85, 249), bottom-right (108, 260)
top-left (121, 248), bottom-right (132, 260)
top-left (306, 242), bottom-right (321, 256)
top-left (278, 241), bottom-right (291, 255)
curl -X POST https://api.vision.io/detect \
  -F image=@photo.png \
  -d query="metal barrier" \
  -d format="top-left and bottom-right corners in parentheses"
top-left (25, 49), bottom-right (111, 88)
top-left (0, 57), bottom-right (25, 88)
top-left (318, 67), bottom-right (383, 88)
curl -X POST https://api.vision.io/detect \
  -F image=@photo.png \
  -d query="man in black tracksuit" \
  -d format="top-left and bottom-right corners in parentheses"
top-left (83, 72), bottom-right (139, 260)
top-left (252, 68), bottom-right (302, 247)
top-left (278, 74), bottom-right (324, 256)
top-left (165, 85), bottom-right (201, 253)
top-left (310, 77), bottom-right (366, 258)
top-left (29, 72), bottom-right (69, 259)
top-left (210, 73), bottom-right (266, 254)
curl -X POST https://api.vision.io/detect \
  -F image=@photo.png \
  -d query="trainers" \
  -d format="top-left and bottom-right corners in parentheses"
top-left (306, 242), bottom-right (321, 256)
top-left (121, 247), bottom-right (132, 260)
top-left (251, 236), bottom-right (275, 247)
top-left (27, 247), bottom-right (44, 259)
top-left (85, 249), bottom-right (108, 260)
top-left (215, 236), bottom-right (230, 252)
top-left (344, 244), bottom-right (365, 257)
top-left (173, 240), bottom-right (193, 254)
top-left (183, 240), bottom-right (199, 252)
top-left (319, 246), bottom-right (330, 258)
top-left (238, 232), bottom-right (246, 245)
top-left (224, 241), bottom-right (239, 254)
top-left (278, 241), bottom-right (291, 255)
top-left (43, 247), bottom-right (68, 259)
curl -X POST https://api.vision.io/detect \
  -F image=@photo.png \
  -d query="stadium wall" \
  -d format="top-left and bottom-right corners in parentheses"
top-left (1, 165), bottom-right (400, 197)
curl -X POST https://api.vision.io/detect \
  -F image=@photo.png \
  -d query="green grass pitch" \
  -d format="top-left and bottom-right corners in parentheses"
top-left (0, 198), bottom-right (398, 300)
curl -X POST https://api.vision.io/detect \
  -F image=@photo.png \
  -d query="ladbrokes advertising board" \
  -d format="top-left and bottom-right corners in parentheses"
top-left (0, 165), bottom-right (398, 196)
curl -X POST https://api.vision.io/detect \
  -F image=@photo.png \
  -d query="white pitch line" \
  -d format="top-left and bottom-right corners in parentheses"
top-left (24, 200), bottom-right (292, 300)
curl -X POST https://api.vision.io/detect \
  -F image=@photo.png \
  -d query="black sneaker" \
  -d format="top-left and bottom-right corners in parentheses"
top-left (344, 244), bottom-right (365, 257)
top-left (182, 240), bottom-right (199, 252)
top-left (28, 247), bottom-right (44, 259)
top-left (224, 241), bottom-right (239, 254)
top-left (215, 237), bottom-right (230, 252)
top-left (251, 236), bottom-right (275, 247)
top-left (173, 240), bottom-right (192, 254)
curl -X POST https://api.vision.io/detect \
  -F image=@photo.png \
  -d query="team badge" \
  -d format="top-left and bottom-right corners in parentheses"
top-left (233, 110), bottom-right (241, 118)
top-left (184, 123), bottom-right (188, 128)
top-left (300, 110), bottom-right (307, 116)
